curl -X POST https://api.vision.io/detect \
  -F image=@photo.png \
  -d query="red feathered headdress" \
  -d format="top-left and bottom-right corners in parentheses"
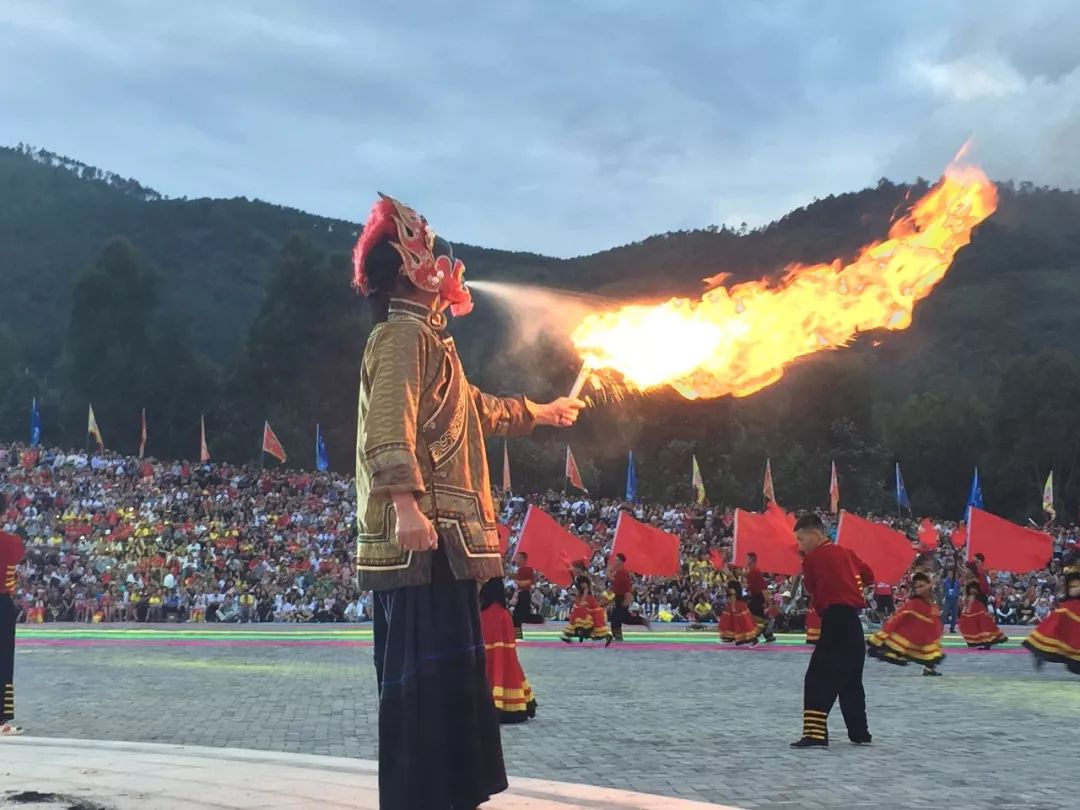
top-left (352, 193), bottom-right (473, 317)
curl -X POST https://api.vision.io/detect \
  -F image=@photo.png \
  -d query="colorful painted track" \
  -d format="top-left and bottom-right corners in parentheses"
top-left (16, 625), bottom-right (1030, 654)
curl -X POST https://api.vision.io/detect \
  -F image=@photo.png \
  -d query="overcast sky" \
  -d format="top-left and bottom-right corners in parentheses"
top-left (2, 0), bottom-right (1079, 257)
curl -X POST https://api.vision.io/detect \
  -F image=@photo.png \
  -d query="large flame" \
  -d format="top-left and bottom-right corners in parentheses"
top-left (571, 162), bottom-right (998, 400)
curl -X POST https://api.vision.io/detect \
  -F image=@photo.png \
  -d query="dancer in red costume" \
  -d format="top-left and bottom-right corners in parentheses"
top-left (479, 579), bottom-right (537, 723)
top-left (1023, 565), bottom-right (1080, 675)
top-left (561, 575), bottom-right (613, 645)
top-left (867, 572), bottom-right (945, 676)
top-left (958, 582), bottom-right (1008, 649)
top-left (718, 581), bottom-right (760, 644)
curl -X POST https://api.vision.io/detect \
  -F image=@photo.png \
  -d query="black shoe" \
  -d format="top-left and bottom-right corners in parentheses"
top-left (849, 734), bottom-right (873, 745)
top-left (790, 737), bottom-right (828, 748)
top-left (980, 644), bottom-right (992, 650)
top-left (765, 634), bottom-right (776, 643)
top-left (923, 668), bottom-right (942, 677)
top-left (561, 635), bottom-right (571, 644)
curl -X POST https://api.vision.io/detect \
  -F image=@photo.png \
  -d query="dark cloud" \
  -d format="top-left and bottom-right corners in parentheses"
top-left (1, 0), bottom-right (1077, 256)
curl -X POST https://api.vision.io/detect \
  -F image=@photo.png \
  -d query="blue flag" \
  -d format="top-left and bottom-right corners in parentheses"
top-left (967, 467), bottom-right (984, 513)
top-left (315, 423), bottom-right (329, 472)
top-left (895, 463), bottom-right (911, 512)
top-left (625, 450), bottom-right (637, 502)
top-left (30, 398), bottom-right (42, 448)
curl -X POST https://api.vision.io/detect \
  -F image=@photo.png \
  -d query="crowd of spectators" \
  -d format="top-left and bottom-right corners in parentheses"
top-left (2, 443), bottom-right (1076, 628)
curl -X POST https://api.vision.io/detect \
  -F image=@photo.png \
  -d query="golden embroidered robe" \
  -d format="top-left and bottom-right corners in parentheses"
top-left (356, 299), bottom-right (536, 589)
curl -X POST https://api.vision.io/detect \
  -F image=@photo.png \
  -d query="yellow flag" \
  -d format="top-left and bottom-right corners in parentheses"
top-left (87, 404), bottom-right (104, 450)
top-left (692, 454), bottom-right (706, 505)
top-left (1043, 471), bottom-right (1055, 520)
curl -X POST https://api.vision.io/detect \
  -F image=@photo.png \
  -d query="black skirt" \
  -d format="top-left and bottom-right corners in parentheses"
top-left (373, 547), bottom-right (507, 810)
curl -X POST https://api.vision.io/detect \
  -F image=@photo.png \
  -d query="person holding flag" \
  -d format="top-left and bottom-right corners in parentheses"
top-left (510, 550), bottom-right (542, 638)
top-left (351, 193), bottom-right (583, 810)
top-left (608, 551), bottom-right (651, 641)
top-left (744, 551), bottom-right (776, 643)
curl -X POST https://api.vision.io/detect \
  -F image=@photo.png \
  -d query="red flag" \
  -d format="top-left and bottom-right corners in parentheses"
top-left (732, 508), bottom-right (802, 575)
top-left (565, 446), bottom-right (587, 492)
top-left (139, 408), bottom-right (147, 460)
top-left (199, 415), bottom-right (210, 463)
top-left (612, 512), bottom-right (680, 577)
top-left (708, 547), bottom-right (725, 572)
top-left (829, 461), bottom-right (839, 514)
top-left (763, 459), bottom-right (776, 504)
top-left (836, 511), bottom-right (915, 585)
top-left (966, 507), bottom-right (1052, 573)
top-left (951, 522), bottom-right (966, 548)
top-left (501, 441), bottom-right (511, 494)
top-left (917, 519), bottom-right (938, 550)
top-left (515, 505), bottom-right (590, 588)
top-left (497, 523), bottom-right (511, 556)
top-left (262, 421), bottom-right (287, 464)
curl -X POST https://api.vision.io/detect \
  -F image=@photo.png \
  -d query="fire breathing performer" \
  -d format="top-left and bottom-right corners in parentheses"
top-left (1022, 563), bottom-right (1079, 675)
top-left (1, 494), bottom-right (24, 737)
top-left (790, 513), bottom-right (872, 748)
top-left (745, 552), bottom-right (776, 642)
top-left (352, 194), bottom-right (583, 810)
top-left (479, 578), bottom-right (538, 722)
top-left (867, 572), bottom-right (945, 676)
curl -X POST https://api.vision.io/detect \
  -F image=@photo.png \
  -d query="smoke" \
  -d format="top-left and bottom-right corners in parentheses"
top-left (467, 280), bottom-right (607, 348)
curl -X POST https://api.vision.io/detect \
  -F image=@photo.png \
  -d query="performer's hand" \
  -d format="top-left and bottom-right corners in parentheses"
top-left (392, 493), bottom-right (439, 552)
top-left (533, 397), bottom-right (585, 428)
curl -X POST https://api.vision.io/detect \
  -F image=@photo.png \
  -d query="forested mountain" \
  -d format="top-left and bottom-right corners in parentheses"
top-left (2, 143), bottom-right (1079, 520)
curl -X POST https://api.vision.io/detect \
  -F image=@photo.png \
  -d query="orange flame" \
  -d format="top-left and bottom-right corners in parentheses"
top-left (570, 161), bottom-right (997, 400)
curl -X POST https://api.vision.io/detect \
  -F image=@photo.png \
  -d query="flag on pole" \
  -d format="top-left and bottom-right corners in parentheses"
top-left (29, 398), bottom-right (42, 448)
top-left (763, 459), bottom-right (776, 504)
top-left (708, 548), bottom-right (725, 572)
top-left (515, 505), bottom-right (591, 587)
top-left (87, 404), bottom-right (104, 451)
top-left (966, 507), bottom-right (1051, 573)
top-left (501, 440), bottom-right (511, 494)
top-left (315, 424), bottom-right (329, 471)
top-left (691, 454), bottom-right (706, 505)
top-left (611, 512), bottom-right (680, 577)
top-left (566, 446), bottom-right (587, 492)
top-left (829, 461), bottom-right (840, 514)
top-left (967, 467), bottom-right (984, 515)
top-left (895, 463), bottom-right (911, 513)
top-left (139, 408), bottom-right (147, 459)
top-left (625, 450), bottom-right (637, 502)
top-left (1043, 471), bottom-right (1055, 520)
top-left (199, 415), bottom-right (210, 462)
top-left (262, 421), bottom-right (287, 464)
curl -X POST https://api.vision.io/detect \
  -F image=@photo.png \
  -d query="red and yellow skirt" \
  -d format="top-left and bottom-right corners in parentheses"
top-left (805, 608), bottom-right (820, 645)
top-left (718, 600), bottom-right (759, 644)
top-left (867, 597), bottom-right (945, 666)
top-left (1022, 598), bottom-right (1080, 675)
top-left (480, 603), bottom-right (537, 723)
top-left (958, 602), bottom-right (1008, 648)
top-left (561, 603), bottom-right (612, 643)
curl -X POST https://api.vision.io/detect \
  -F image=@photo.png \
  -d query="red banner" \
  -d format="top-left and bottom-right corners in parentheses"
top-left (966, 507), bottom-right (1052, 573)
top-left (708, 547), bottom-right (725, 572)
top-left (611, 512), bottom-right (680, 577)
top-left (917, 518), bottom-right (939, 550)
top-left (836, 512), bottom-right (915, 585)
top-left (497, 523), bottom-right (511, 556)
top-left (262, 421), bottom-right (287, 464)
top-left (515, 506), bottom-right (590, 588)
top-left (732, 507), bottom-right (802, 575)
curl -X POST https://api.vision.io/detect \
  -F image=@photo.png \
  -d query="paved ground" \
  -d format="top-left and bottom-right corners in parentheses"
top-left (8, 625), bottom-right (1076, 809)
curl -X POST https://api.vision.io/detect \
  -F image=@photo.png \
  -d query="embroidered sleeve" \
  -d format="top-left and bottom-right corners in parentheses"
top-left (360, 323), bottom-right (428, 499)
top-left (469, 387), bottom-right (536, 438)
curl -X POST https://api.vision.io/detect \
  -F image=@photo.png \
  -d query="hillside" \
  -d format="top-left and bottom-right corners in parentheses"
top-left (2, 144), bottom-right (1080, 518)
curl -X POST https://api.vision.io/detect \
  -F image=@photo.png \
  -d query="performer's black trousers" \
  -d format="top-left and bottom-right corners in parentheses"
top-left (610, 596), bottom-right (647, 638)
top-left (1, 595), bottom-right (15, 724)
top-left (747, 593), bottom-right (773, 637)
top-left (511, 592), bottom-right (542, 628)
top-left (372, 546), bottom-right (507, 810)
top-left (801, 604), bottom-right (868, 743)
